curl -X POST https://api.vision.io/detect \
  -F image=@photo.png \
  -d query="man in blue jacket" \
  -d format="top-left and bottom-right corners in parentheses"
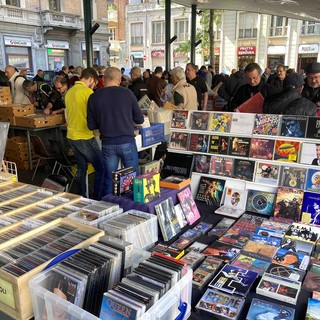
top-left (87, 67), bottom-right (144, 195)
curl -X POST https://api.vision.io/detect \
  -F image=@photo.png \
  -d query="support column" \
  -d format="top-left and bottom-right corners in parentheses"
top-left (165, 0), bottom-right (171, 71)
top-left (190, 5), bottom-right (197, 64)
top-left (83, 0), bottom-right (93, 67)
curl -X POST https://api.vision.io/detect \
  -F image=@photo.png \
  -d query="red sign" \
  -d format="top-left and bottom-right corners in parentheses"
top-left (151, 49), bottom-right (164, 58)
top-left (238, 46), bottom-right (256, 55)
top-left (143, 55), bottom-right (147, 60)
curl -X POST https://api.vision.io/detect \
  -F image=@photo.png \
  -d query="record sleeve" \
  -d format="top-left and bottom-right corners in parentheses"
top-left (231, 254), bottom-right (271, 275)
top-left (208, 218), bottom-right (236, 238)
top-left (171, 110), bottom-right (189, 129)
top-left (177, 187), bottom-right (201, 225)
top-left (279, 165), bottom-right (307, 189)
top-left (246, 189), bottom-right (276, 216)
top-left (232, 159), bottom-right (255, 181)
top-left (299, 142), bottom-right (320, 166)
top-left (169, 131), bottom-right (189, 151)
top-left (249, 137), bottom-right (274, 160)
top-left (208, 135), bottom-right (229, 154)
top-left (273, 139), bottom-right (300, 162)
top-left (190, 111), bottom-right (210, 130)
top-left (230, 112), bottom-right (255, 135)
top-left (180, 251), bottom-right (205, 269)
top-left (195, 176), bottom-right (226, 206)
top-left (301, 191), bottom-right (320, 225)
top-left (285, 222), bottom-right (320, 243)
top-left (253, 114), bottom-right (281, 136)
top-left (193, 154), bottom-right (211, 174)
top-left (280, 115), bottom-right (307, 137)
top-left (254, 162), bottom-right (280, 186)
top-left (210, 156), bottom-right (234, 177)
top-left (265, 262), bottom-right (305, 282)
top-left (305, 116), bottom-right (320, 139)
top-left (202, 241), bottom-right (241, 263)
top-left (306, 298), bottom-right (320, 319)
top-left (228, 136), bottom-right (251, 157)
top-left (305, 168), bottom-right (320, 193)
top-left (209, 112), bottom-right (232, 132)
top-left (272, 247), bottom-right (310, 271)
top-left (188, 133), bottom-right (209, 153)
top-left (242, 240), bottom-right (278, 262)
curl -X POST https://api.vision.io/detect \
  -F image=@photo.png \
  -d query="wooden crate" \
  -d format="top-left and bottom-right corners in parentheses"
top-left (0, 104), bottom-right (35, 117)
top-left (5, 149), bottom-right (36, 162)
top-left (0, 86), bottom-right (11, 96)
top-left (52, 113), bottom-right (66, 125)
top-left (6, 136), bottom-right (28, 152)
top-left (15, 114), bottom-right (55, 128)
top-left (0, 95), bottom-right (12, 106)
top-left (0, 217), bottom-right (104, 320)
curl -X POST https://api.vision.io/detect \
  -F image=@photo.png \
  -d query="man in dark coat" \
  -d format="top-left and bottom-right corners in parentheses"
top-left (227, 63), bottom-right (275, 111)
top-left (128, 66), bottom-right (149, 101)
top-left (263, 72), bottom-right (316, 116)
top-left (302, 62), bottom-right (320, 111)
top-left (268, 64), bottom-right (287, 94)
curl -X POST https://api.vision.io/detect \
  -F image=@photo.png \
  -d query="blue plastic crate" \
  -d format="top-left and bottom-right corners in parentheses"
top-left (139, 122), bottom-right (164, 147)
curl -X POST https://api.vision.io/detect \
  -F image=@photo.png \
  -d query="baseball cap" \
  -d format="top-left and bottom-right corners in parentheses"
top-left (305, 62), bottom-right (320, 74)
top-left (283, 73), bottom-right (304, 88)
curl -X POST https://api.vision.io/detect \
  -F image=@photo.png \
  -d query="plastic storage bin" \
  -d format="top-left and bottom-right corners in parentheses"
top-left (29, 264), bottom-right (192, 320)
top-left (139, 122), bottom-right (164, 147)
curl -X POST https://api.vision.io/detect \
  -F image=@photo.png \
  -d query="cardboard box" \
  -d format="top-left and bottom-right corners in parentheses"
top-left (0, 86), bottom-right (11, 96)
top-left (15, 114), bottom-right (55, 128)
top-left (4, 149), bottom-right (36, 162)
top-left (0, 95), bottom-right (12, 106)
top-left (0, 115), bottom-right (16, 125)
top-left (0, 104), bottom-right (34, 117)
top-left (133, 172), bottom-right (160, 203)
top-left (6, 136), bottom-right (28, 152)
top-left (52, 113), bottom-right (66, 125)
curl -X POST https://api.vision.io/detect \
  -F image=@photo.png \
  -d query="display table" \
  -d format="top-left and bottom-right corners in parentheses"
top-left (102, 186), bottom-right (188, 214)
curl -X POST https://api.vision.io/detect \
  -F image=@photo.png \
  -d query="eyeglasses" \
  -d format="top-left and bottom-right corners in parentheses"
top-left (246, 75), bottom-right (261, 81)
top-left (307, 75), bottom-right (320, 81)
top-left (55, 85), bottom-right (65, 91)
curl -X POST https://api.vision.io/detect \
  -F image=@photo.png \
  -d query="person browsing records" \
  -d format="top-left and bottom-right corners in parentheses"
top-left (87, 67), bottom-right (144, 195)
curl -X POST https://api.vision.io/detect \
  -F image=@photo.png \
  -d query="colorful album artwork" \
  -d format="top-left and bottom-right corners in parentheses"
top-left (273, 140), bottom-right (300, 162)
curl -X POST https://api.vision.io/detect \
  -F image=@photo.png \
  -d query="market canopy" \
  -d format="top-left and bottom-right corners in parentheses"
top-left (172, 0), bottom-right (320, 22)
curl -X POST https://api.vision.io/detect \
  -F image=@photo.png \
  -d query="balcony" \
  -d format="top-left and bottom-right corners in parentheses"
top-left (0, 5), bottom-right (39, 25)
top-left (269, 26), bottom-right (288, 37)
top-left (42, 10), bottom-right (82, 30)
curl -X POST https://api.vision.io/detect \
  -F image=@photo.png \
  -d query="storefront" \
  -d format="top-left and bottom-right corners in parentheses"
top-left (151, 49), bottom-right (165, 70)
top-left (4, 36), bottom-right (33, 72)
top-left (173, 50), bottom-right (188, 68)
top-left (129, 51), bottom-right (144, 68)
top-left (297, 44), bottom-right (319, 73)
top-left (237, 46), bottom-right (256, 66)
top-left (82, 42), bottom-right (101, 67)
top-left (46, 40), bottom-right (69, 71)
top-left (267, 46), bottom-right (286, 71)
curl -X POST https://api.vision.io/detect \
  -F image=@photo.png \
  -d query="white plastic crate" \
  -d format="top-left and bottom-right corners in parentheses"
top-left (29, 265), bottom-right (192, 320)
top-left (0, 160), bottom-right (18, 181)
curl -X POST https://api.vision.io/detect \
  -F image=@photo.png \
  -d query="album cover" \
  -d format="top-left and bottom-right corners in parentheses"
top-left (174, 204), bottom-right (188, 229)
top-left (242, 240), bottom-right (278, 261)
top-left (208, 264), bottom-right (258, 297)
top-left (171, 110), bottom-right (189, 129)
top-left (210, 156), bottom-right (233, 177)
top-left (177, 187), bottom-right (201, 225)
top-left (185, 241), bottom-right (208, 254)
top-left (249, 138), bottom-right (275, 160)
top-left (228, 136), bottom-right (251, 157)
top-left (152, 243), bottom-right (184, 259)
top-left (280, 237), bottom-right (314, 256)
top-left (246, 190), bottom-right (276, 216)
top-left (306, 298), bottom-right (320, 319)
top-left (139, 160), bottom-right (160, 175)
top-left (265, 262), bottom-right (305, 282)
top-left (235, 213), bottom-right (267, 231)
top-left (209, 112), bottom-right (232, 132)
top-left (208, 135), bottom-right (229, 154)
top-left (193, 221), bottom-right (213, 234)
top-left (303, 264), bottom-right (320, 292)
top-left (230, 112), bottom-right (255, 135)
top-left (195, 176), bottom-right (226, 206)
top-left (253, 114), bottom-right (281, 136)
top-left (280, 115), bottom-right (307, 137)
top-left (301, 191), bottom-right (320, 225)
top-left (190, 111), bottom-right (210, 130)
top-left (254, 225), bottom-right (285, 239)
top-left (160, 152), bottom-right (194, 179)
top-left (208, 218), bottom-right (236, 238)
top-left (273, 140), bottom-right (300, 162)
top-left (169, 131), bottom-right (189, 151)
top-left (218, 226), bottom-right (255, 248)
top-left (254, 162), bottom-right (280, 186)
top-left (300, 142), bottom-right (320, 166)
top-left (232, 159), bottom-right (255, 181)
top-left (260, 219), bottom-right (290, 233)
top-left (196, 288), bottom-right (245, 319)
top-left (202, 241), bottom-right (241, 263)
top-left (285, 222), bottom-right (320, 243)
top-left (188, 133), bottom-right (209, 153)
top-left (231, 254), bottom-right (271, 276)
top-left (246, 298), bottom-right (295, 320)
top-left (236, 92), bottom-right (264, 113)
top-left (193, 155), bottom-right (211, 174)
top-left (274, 187), bottom-right (304, 221)
top-left (155, 197), bottom-right (181, 242)
top-left (222, 187), bottom-right (248, 211)
top-left (305, 168), bottom-right (320, 193)
top-left (112, 166), bottom-right (136, 196)
top-left (169, 237), bottom-right (192, 251)
top-left (159, 175), bottom-right (190, 189)
top-left (306, 116), bottom-right (320, 139)
top-left (272, 247), bottom-right (310, 271)
top-left (279, 166), bottom-right (307, 189)
top-left (180, 228), bottom-right (202, 241)
top-left (180, 251), bottom-right (205, 269)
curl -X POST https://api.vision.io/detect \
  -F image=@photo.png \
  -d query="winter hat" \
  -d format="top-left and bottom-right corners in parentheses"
top-left (305, 62), bottom-right (320, 74)
top-left (283, 73), bottom-right (304, 88)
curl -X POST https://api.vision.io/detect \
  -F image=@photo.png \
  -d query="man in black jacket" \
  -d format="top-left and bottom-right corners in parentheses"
top-left (227, 63), bottom-right (275, 111)
top-left (302, 62), bottom-right (320, 112)
top-left (128, 66), bottom-right (149, 101)
top-left (263, 72), bottom-right (316, 116)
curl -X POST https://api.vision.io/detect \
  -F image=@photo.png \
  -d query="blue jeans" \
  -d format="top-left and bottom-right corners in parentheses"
top-left (102, 142), bottom-right (139, 195)
top-left (68, 138), bottom-right (104, 200)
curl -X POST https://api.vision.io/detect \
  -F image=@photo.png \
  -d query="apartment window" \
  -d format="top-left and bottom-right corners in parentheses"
top-left (6, 0), bottom-right (20, 6)
top-left (108, 28), bottom-right (115, 41)
top-left (49, 0), bottom-right (61, 11)
top-left (269, 16), bottom-right (288, 37)
top-left (152, 21), bottom-right (165, 44)
top-left (301, 21), bottom-right (320, 35)
top-left (238, 12), bottom-right (258, 39)
top-left (213, 14), bottom-right (222, 40)
top-left (131, 23), bottom-right (143, 45)
top-left (174, 19), bottom-right (189, 42)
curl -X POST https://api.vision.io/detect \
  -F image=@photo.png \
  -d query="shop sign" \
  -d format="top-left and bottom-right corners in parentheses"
top-left (130, 51), bottom-right (144, 59)
top-left (151, 49), bottom-right (164, 58)
top-left (4, 36), bottom-right (31, 47)
top-left (298, 44), bottom-right (319, 54)
top-left (238, 46), bottom-right (256, 55)
top-left (47, 40), bottom-right (69, 49)
top-left (267, 45), bottom-right (286, 55)
top-left (173, 50), bottom-right (187, 58)
top-left (214, 47), bottom-right (220, 55)
top-left (81, 43), bottom-right (101, 51)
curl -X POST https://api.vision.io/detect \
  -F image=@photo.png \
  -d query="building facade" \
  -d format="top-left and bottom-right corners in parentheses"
top-left (0, 0), bottom-right (110, 74)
